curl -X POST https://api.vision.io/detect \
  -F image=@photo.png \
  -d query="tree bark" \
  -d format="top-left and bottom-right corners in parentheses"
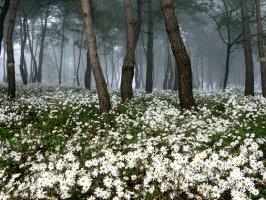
top-left (240, 0), bottom-right (254, 96)
top-left (84, 48), bottom-right (92, 89)
top-left (19, 13), bottom-right (28, 85)
top-left (81, 0), bottom-right (112, 125)
top-left (7, 0), bottom-right (20, 99)
top-left (37, 5), bottom-right (49, 83)
top-left (255, 0), bottom-right (266, 98)
top-left (59, 14), bottom-right (66, 85)
top-left (145, 0), bottom-right (153, 93)
top-left (0, 0), bottom-right (10, 54)
top-left (161, 0), bottom-right (196, 109)
top-left (121, 0), bottom-right (143, 102)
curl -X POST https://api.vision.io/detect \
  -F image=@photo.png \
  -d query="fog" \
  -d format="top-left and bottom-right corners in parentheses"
top-left (0, 0), bottom-right (263, 91)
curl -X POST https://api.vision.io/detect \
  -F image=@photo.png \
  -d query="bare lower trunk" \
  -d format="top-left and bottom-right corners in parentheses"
top-left (161, 0), bottom-right (196, 109)
top-left (255, 0), bottom-right (266, 97)
top-left (121, 0), bottom-right (143, 102)
top-left (0, 0), bottom-right (10, 53)
top-left (145, 0), bottom-right (153, 93)
top-left (7, 0), bottom-right (20, 99)
top-left (223, 44), bottom-right (231, 89)
top-left (84, 48), bottom-right (92, 89)
top-left (81, 0), bottom-right (112, 125)
top-left (19, 15), bottom-right (28, 85)
top-left (240, 0), bottom-right (254, 96)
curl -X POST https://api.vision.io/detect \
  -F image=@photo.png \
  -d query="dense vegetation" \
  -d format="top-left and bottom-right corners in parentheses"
top-left (0, 84), bottom-right (265, 199)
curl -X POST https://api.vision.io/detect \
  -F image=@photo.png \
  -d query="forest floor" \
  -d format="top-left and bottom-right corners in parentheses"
top-left (0, 84), bottom-right (265, 200)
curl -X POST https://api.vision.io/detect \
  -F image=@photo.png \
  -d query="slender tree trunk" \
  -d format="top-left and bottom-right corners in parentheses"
top-left (145, 0), bottom-right (153, 93)
top-left (255, 0), bottom-right (266, 97)
top-left (161, 0), bottom-right (196, 109)
top-left (103, 44), bottom-right (109, 86)
top-left (76, 24), bottom-right (85, 86)
top-left (72, 37), bottom-right (76, 85)
top-left (7, 0), bottom-right (20, 99)
top-left (0, 0), bottom-right (10, 54)
top-left (81, 0), bottom-right (112, 125)
top-left (3, 38), bottom-right (7, 82)
top-left (223, 44), bottom-right (232, 89)
top-left (240, 0), bottom-right (254, 96)
top-left (19, 14), bottom-right (27, 85)
top-left (121, 0), bottom-right (143, 102)
top-left (26, 20), bottom-right (37, 83)
top-left (84, 48), bottom-right (92, 89)
top-left (59, 15), bottom-right (66, 85)
top-left (37, 5), bottom-right (49, 83)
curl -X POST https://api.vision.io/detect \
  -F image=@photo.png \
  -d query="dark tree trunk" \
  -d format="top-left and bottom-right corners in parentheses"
top-left (3, 38), bottom-right (7, 82)
top-left (76, 24), bottom-right (85, 86)
top-left (37, 5), bottom-right (49, 83)
top-left (0, 0), bottom-right (10, 54)
top-left (81, 0), bottom-right (112, 125)
top-left (223, 44), bottom-right (232, 89)
top-left (26, 20), bottom-right (37, 83)
top-left (161, 0), bottom-right (196, 109)
top-left (240, 0), bottom-right (254, 96)
top-left (7, 0), bottom-right (20, 99)
top-left (19, 14), bottom-right (28, 85)
top-left (121, 0), bottom-right (143, 102)
top-left (255, 0), bottom-right (266, 98)
top-left (59, 15), bottom-right (66, 85)
top-left (84, 48), bottom-right (92, 89)
top-left (145, 0), bottom-right (153, 93)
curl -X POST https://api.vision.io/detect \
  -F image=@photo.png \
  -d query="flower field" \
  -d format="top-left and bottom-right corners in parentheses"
top-left (0, 85), bottom-right (265, 200)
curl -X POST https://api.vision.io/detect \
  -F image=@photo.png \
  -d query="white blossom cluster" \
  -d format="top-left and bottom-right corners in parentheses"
top-left (0, 85), bottom-right (265, 199)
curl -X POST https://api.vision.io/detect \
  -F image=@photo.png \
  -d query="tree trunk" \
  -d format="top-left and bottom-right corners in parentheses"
top-left (84, 48), bottom-right (92, 89)
top-left (3, 38), bottom-right (7, 82)
top-left (255, 0), bottom-right (266, 98)
top-left (161, 0), bottom-right (196, 109)
top-left (7, 0), bottom-right (20, 99)
top-left (19, 14), bottom-right (28, 85)
top-left (59, 15), bottom-right (66, 85)
top-left (37, 5), bottom-right (49, 83)
top-left (121, 0), bottom-right (143, 102)
top-left (80, 0), bottom-right (112, 125)
top-left (76, 24), bottom-right (85, 86)
top-left (0, 0), bottom-right (10, 54)
top-left (145, 0), bottom-right (153, 93)
top-left (240, 0), bottom-right (254, 96)
top-left (223, 44), bottom-right (232, 89)
top-left (26, 20), bottom-right (37, 83)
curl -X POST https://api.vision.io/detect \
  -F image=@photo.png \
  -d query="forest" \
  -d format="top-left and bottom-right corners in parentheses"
top-left (0, 0), bottom-right (265, 199)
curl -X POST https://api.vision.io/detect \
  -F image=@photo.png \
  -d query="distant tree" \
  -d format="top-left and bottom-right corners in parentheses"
top-left (145, 0), bottom-right (153, 93)
top-left (161, 0), bottom-right (196, 109)
top-left (199, 0), bottom-right (243, 90)
top-left (0, 0), bottom-right (10, 54)
top-left (240, 0), bottom-right (254, 96)
top-left (255, 0), bottom-right (266, 98)
top-left (121, 0), bottom-right (143, 102)
top-left (7, 0), bottom-right (20, 99)
top-left (80, 0), bottom-right (112, 125)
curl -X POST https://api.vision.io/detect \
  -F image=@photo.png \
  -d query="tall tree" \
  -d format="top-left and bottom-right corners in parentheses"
top-left (161, 0), bottom-right (196, 109)
top-left (145, 0), bottom-right (153, 93)
top-left (80, 0), bottom-right (112, 125)
top-left (0, 0), bottom-right (10, 54)
top-left (37, 3), bottom-right (50, 83)
top-left (255, 0), bottom-right (266, 98)
top-left (7, 0), bottom-right (20, 99)
top-left (121, 0), bottom-right (143, 102)
top-left (240, 0), bottom-right (254, 96)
